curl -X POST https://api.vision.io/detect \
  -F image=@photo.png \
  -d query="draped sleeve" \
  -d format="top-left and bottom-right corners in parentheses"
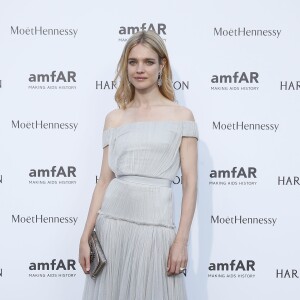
top-left (102, 128), bottom-right (113, 148)
top-left (182, 120), bottom-right (199, 140)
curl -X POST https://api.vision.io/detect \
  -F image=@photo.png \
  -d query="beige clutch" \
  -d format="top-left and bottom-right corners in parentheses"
top-left (88, 230), bottom-right (107, 278)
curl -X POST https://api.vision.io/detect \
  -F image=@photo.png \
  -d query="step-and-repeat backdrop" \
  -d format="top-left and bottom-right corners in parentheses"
top-left (1, 0), bottom-right (299, 299)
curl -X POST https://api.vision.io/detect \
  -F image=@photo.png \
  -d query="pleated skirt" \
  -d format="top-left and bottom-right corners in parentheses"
top-left (82, 176), bottom-right (187, 300)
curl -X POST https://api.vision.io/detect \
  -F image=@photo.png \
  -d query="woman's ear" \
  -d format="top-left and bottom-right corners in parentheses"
top-left (160, 58), bottom-right (167, 71)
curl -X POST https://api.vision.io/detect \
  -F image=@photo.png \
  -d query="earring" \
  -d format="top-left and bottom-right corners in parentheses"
top-left (157, 71), bottom-right (162, 87)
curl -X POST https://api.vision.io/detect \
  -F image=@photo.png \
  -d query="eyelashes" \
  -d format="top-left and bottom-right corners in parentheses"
top-left (128, 60), bottom-right (155, 66)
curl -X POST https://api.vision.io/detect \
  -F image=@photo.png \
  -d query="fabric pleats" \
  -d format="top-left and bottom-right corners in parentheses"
top-left (82, 178), bottom-right (187, 300)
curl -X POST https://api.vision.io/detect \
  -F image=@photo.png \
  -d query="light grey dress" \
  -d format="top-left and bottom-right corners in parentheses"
top-left (82, 120), bottom-right (199, 300)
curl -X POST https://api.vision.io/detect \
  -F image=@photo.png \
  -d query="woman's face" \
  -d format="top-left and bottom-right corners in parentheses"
top-left (127, 43), bottom-right (162, 92)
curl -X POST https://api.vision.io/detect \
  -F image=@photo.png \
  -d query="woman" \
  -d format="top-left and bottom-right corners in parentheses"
top-left (79, 30), bottom-right (198, 300)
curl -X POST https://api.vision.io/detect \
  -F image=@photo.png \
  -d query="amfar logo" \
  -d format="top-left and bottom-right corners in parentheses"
top-left (209, 167), bottom-right (257, 186)
top-left (211, 71), bottom-right (259, 91)
top-left (28, 71), bottom-right (77, 90)
top-left (28, 259), bottom-right (76, 278)
top-left (29, 71), bottom-right (76, 83)
top-left (276, 269), bottom-right (299, 279)
top-left (278, 176), bottom-right (299, 185)
top-left (29, 166), bottom-right (76, 178)
top-left (211, 72), bottom-right (259, 84)
top-left (208, 260), bottom-right (256, 279)
top-left (119, 23), bottom-right (166, 35)
top-left (209, 260), bottom-right (255, 271)
top-left (280, 81), bottom-right (300, 90)
top-left (210, 167), bottom-right (257, 178)
top-left (0, 174), bottom-right (2, 183)
top-left (29, 259), bottom-right (76, 271)
top-left (0, 268), bottom-right (2, 277)
top-left (28, 166), bottom-right (77, 185)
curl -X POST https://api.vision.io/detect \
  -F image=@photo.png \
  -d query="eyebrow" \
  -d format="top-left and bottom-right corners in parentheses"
top-left (128, 58), bottom-right (156, 61)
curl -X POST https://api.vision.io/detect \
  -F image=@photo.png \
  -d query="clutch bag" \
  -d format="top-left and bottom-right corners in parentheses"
top-left (88, 230), bottom-right (107, 278)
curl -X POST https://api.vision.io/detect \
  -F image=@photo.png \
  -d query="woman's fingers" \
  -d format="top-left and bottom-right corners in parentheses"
top-left (175, 261), bottom-right (181, 275)
top-left (79, 256), bottom-right (89, 274)
top-left (168, 259), bottom-right (176, 275)
top-left (167, 243), bottom-right (188, 276)
top-left (167, 254), bottom-right (170, 272)
top-left (79, 242), bottom-right (91, 274)
top-left (168, 258), bottom-right (184, 275)
top-left (85, 255), bottom-right (90, 273)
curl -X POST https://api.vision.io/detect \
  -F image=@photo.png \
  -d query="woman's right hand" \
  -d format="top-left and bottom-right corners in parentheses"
top-left (79, 239), bottom-right (91, 274)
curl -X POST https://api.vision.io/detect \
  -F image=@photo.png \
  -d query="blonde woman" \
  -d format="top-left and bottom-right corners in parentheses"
top-left (80, 30), bottom-right (198, 300)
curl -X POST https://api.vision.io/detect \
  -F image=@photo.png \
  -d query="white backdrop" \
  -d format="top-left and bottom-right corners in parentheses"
top-left (1, 0), bottom-right (300, 299)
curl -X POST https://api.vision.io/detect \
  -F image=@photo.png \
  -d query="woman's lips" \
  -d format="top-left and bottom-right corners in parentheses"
top-left (134, 77), bottom-right (147, 80)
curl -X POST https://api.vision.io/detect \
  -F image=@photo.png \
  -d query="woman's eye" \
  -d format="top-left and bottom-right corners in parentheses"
top-left (128, 61), bottom-right (136, 65)
top-left (146, 61), bottom-right (154, 65)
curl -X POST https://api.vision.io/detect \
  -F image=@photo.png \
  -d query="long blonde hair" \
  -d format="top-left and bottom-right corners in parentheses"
top-left (114, 30), bottom-right (174, 109)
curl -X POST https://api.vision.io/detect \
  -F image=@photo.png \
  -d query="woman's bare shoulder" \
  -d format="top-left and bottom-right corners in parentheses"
top-left (103, 108), bottom-right (124, 130)
top-left (172, 103), bottom-right (196, 121)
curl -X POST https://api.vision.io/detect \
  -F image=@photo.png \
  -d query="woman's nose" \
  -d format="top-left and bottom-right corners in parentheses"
top-left (136, 63), bottom-right (144, 73)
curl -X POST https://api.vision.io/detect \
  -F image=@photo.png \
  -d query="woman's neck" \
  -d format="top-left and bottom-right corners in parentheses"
top-left (131, 87), bottom-right (165, 108)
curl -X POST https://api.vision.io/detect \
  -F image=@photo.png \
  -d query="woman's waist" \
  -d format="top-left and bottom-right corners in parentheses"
top-left (99, 177), bottom-right (175, 228)
top-left (116, 174), bottom-right (172, 187)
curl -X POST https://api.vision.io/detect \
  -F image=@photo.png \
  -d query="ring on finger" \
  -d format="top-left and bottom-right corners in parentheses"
top-left (179, 267), bottom-right (187, 276)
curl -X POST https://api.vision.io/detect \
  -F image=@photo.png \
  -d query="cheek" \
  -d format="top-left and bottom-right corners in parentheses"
top-left (149, 66), bottom-right (160, 76)
top-left (127, 66), bottom-right (135, 77)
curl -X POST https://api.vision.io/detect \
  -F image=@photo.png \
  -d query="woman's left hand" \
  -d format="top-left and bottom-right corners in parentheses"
top-left (167, 241), bottom-right (188, 276)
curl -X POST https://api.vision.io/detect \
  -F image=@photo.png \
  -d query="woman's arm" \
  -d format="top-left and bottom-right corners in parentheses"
top-left (175, 134), bottom-right (198, 245)
top-left (167, 110), bottom-right (198, 276)
top-left (80, 147), bottom-right (115, 244)
top-left (79, 112), bottom-right (117, 274)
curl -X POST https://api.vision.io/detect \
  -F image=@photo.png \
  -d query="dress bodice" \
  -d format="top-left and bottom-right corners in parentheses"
top-left (102, 120), bottom-right (199, 181)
